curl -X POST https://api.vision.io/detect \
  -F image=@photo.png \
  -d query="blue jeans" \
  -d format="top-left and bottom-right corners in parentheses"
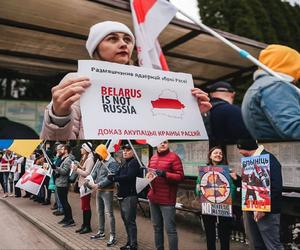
top-left (244, 212), bottom-right (283, 250)
top-left (149, 202), bottom-right (178, 250)
top-left (55, 187), bottom-right (63, 212)
top-left (97, 191), bottom-right (115, 236)
top-left (2, 172), bottom-right (9, 193)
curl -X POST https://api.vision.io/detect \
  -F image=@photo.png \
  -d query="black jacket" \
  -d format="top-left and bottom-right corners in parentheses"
top-left (261, 150), bottom-right (282, 213)
top-left (209, 98), bottom-right (252, 145)
top-left (114, 157), bottom-right (140, 199)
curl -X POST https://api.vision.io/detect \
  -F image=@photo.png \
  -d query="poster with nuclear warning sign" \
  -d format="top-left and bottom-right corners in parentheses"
top-left (199, 166), bottom-right (232, 217)
top-left (79, 60), bottom-right (208, 140)
top-left (241, 154), bottom-right (271, 212)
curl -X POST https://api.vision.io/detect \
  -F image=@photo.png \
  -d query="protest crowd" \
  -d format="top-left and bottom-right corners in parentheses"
top-left (1, 136), bottom-right (299, 250)
top-left (0, 0), bottom-right (300, 250)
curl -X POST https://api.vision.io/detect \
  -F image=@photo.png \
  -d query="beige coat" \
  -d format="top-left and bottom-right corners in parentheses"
top-left (40, 72), bottom-right (84, 140)
top-left (76, 152), bottom-right (94, 187)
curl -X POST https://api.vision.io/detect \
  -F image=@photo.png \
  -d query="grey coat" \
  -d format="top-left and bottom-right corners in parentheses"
top-left (55, 155), bottom-right (72, 187)
top-left (91, 156), bottom-right (119, 189)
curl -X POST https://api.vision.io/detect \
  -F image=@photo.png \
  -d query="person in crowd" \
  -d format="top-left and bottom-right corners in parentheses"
top-left (147, 140), bottom-right (184, 250)
top-left (52, 144), bottom-right (64, 216)
top-left (107, 143), bottom-right (140, 250)
top-left (1, 149), bottom-right (16, 198)
top-left (242, 44), bottom-right (300, 139)
top-left (195, 146), bottom-right (239, 250)
top-left (237, 139), bottom-right (283, 249)
top-left (13, 157), bottom-right (24, 198)
top-left (87, 144), bottom-right (119, 247)
top-left (204, 81), bottom-right (252, 147)
top-left (21, 156), bottom-right (32, 198)
top-left (40, 21), bottom-right (211, 140)
top-left (34, 150), bottom-right (47, 203)
top-left (42, 142), bottom-right (54, 205)
top-left (72, 142), bottom-right (94, 234)
top-left (51, 144), bottom-right (75, 227)
top-left (0, 117), bottom-right (39, 139)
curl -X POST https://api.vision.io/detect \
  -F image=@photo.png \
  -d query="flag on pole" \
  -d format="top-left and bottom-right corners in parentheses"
top-left (0, 139), bottom-right (42, 158)
top-left (16, 165), bottom-right (46, 195)
top-left (107, 139), bottom-right (122, 153)
top-left (130, 0), bottom-right (177, 70)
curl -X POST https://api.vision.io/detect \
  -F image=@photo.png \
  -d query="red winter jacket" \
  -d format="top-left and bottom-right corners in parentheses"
top-left (147, 149), bottom-right (184, 205)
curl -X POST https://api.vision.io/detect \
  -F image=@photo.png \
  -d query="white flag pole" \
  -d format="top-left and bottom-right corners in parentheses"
top-left (127, 140), bottom-right (144, 168)
top-left (174, 6), bottom-right (284, 81)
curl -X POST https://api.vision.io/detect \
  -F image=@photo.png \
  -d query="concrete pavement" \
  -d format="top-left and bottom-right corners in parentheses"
top-left (0, 190), bottom-right (247, 250)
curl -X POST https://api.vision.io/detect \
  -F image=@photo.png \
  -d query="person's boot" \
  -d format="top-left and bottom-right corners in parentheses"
top-left (75, 224), bottom-right (84, 233)
top-left (75, 212), bottom-right (85, 233)
top-left (80, 210), bottom-right (92, 234)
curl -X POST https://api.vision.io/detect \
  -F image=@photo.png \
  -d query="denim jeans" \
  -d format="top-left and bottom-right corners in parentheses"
top-left (244, 212), bottom-right (283, 250)
top-left (55, 187), bottom-right (63, 212)
top-left (2, 172), bottom-right (9, 193)
top-left (97, 191), bottom-right (115, 236)
top-left (149, 202), bottom-right (178, 250)
top-left (119, 196), bottom-right (138, 247)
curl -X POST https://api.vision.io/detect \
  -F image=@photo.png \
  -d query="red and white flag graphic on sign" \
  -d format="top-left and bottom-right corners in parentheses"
top-left (130, 0), bottom-right (177, 70)
top-left (16, 165), bottom-right (46, 195)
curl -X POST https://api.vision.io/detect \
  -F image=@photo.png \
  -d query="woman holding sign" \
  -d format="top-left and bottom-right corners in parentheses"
top-left (195, 146), bottom-right (239, 250)
top-left (41, 21), bottom-right (211, 140)
top-left (72, 142), bottom-right (94, 234)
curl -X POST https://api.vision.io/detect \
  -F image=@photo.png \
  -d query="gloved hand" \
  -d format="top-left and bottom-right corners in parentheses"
top-left (107, 174), bottom-right (115, 182)
top-left (156, 169), bottom-right (166, 178)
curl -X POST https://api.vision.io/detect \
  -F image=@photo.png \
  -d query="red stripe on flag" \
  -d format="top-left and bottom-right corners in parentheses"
top-left (159, 52), bottom-right (169, 71)
top-left (30, 172), bottom-right (45, 185)
top-left (151, 98), bottom-right (185, 109)
top-left (135, 140), bottom-right (147, 144)
top-left (133, 0), bottom-right (157, 24)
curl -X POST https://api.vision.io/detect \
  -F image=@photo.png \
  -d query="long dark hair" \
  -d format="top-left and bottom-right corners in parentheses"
top-left (207, 146), bottom-right (227, 166)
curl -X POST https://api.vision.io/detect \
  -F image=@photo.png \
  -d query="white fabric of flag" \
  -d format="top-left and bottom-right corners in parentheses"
top-left (130, 0), bottom-right (177, 70)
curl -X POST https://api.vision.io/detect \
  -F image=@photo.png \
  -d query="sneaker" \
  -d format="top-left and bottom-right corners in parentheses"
top-left (42, 201), bottom-right (51, 205)
top-left (9, 193), bottom-right (14, 197)
top-left (107, 235), bottom-right (117, 247)
top-left (2, 194), bottom-right (8, 198)
top-left (62, 220), bottom-right (75, 227)
top-left (90, 231), bottom-right (105, 240)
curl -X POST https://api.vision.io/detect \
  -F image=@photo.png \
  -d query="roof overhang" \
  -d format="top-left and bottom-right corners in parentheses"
top-left (0, 0), bottom-right (267, 86)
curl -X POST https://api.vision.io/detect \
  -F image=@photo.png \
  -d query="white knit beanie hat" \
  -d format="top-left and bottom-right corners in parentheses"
top-left (86, 21), bottom-right (135, 58)
top-left (81, 142), bottom-right (93, 153)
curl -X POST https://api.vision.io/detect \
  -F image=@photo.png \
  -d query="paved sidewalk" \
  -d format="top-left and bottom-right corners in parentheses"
top-left (0, 190), bottom-right (247, 250)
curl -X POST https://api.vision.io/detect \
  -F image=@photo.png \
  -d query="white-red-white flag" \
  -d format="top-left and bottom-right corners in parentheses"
top-left (16, 165), bottom-right (46, 195)
top-left (130, 0), bottom-right (177, 70)
top-left (107, 139), bottom-right (122, 153)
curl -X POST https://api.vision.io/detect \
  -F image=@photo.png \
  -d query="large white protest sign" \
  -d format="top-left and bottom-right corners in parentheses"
top-left (79, 60), bottom-right (208, 140)
top-left (16, 165), bottom-right (46, 195)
